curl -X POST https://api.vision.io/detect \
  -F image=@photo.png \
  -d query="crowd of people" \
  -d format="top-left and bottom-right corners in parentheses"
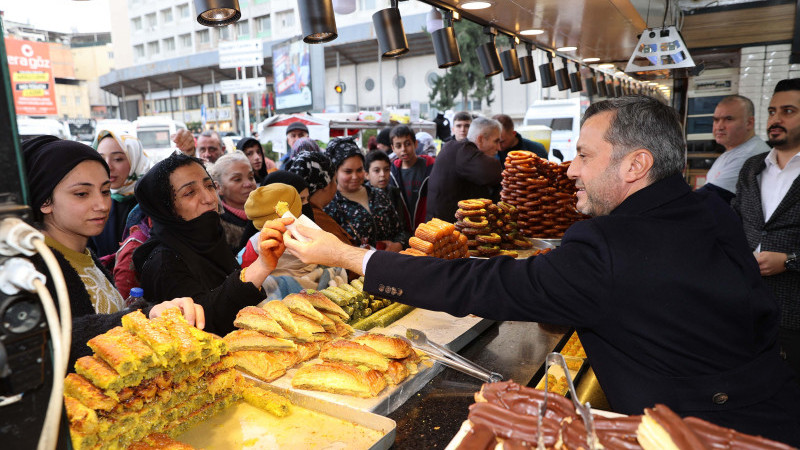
top-left (21, 79), bottom-right (800, 445)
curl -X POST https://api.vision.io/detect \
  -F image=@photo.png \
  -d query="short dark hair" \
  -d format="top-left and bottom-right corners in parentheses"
top-left (492, 114), bottom-right (514, 131)
top-left (199, 130), bottom-right (221, 144)
top-left (581, 95), bottom-right (685, 183)
top-left (774, 78), bottom-right (800, 93)
top-left (453, 111), bottom-right (472, 122)
top-left (718, 95), bottom-right (755, 118)
top-left (365, 150), bottom-right (391, 170)
top-left (389, 125), bottom-right (416, 143)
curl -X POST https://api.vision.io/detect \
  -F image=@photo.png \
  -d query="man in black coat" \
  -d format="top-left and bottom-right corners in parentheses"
top-left (733, 78), bottom-right (800, 380)
top-left (425, 117), bottom-right (503, 221)
top-left (493, 113), bottom-right (548, 162)
top-left (277, 96), bottom-right (800, 445)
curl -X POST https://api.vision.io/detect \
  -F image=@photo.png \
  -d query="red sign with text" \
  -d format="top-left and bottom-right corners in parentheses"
top-left (5, 38), bottom-right (57, 116)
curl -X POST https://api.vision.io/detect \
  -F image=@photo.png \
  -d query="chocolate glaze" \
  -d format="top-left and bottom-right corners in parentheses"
top-left (454, 423), bottom-right (497, 450)
top-left (477, 380), bottom-right (575, 420)
top-left (645, 404), bottom-right (709, 450)
top-left (468, 402), bottom-right (560, 446)
top-left (683, 417), bottom-right (795, 450)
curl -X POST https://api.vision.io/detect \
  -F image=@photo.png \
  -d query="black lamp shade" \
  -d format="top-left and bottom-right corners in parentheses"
top-left (569, 71), bottom-right (583, 93)
top-left (539, 61), bottom-right (556, 87)
top-left (606, 79), bottom-right (616, 98)
top-left (194, 0), bottom-right (241, 27)
top-left (477, 41), bottom-right (503, 77)
top-left (298, 0), bottom-right (337, 42)
top-left (585, 75), bottom-right (596, 96)
top-left (597, 76), bottom-right (607, 97)
top-left (519, 56), bottom-right (536, 84)
top-left (373, 8), bottom-right (408, 57)
top-left (431, 27), bottom-right (460, 68)
top-left (615, 82), bottom-right (623, 97)
top-left (555, 67), bottom-right (570, 91)
top-left (500, 48), bottom-right (521, 80)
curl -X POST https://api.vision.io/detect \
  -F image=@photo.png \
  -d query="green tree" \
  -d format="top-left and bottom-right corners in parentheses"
top-left (429, 20), bottom-right (495, 111)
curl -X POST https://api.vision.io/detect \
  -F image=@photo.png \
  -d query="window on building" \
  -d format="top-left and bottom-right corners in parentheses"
top-left (147, 41), bottom-right (159, 55)
top-left (131, 17), bottom-right (142, 31)
top-left (197, 29), bottom-right (210, 44)
top-left (207, 93), bottom-right (217, 107)
top-left (61, 95), bottom-right (67, 104)
top-left (256, 15), bottom-right (271, 37)
top-left (177, 3), bottom-right (190, 19)
top-left (134, 44), bottom-right (145, 58)
top-left (236, 20), bottom-right (249, 39)
top-left (161, 8), bottom-right (173, 23)
top-left (220, 94), bottom-right (230, 106)
top-left (163, 37), bottom-right (175, 52)
top-left (276, 10), bottom-right (295, 29)
top-left (358, 0), bottom-right (376, 10)
top-left (179, 33), bottom-right (192, 48)
top-left (145, 13), bottom-right (157, 28)
top-left (171, 98), bottom-right (180, 111)
top-left (185, 94), bottom-right (202, 110)
top-left (218, 26), bottom-right (231, 41)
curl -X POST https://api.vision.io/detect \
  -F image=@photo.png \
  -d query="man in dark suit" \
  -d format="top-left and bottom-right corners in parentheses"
top-left (733, 78), bottom-right (800, 380)
top-left (275, 95), bottom-right (800, 445)
top-left (425, 117), bottom-right (503, 221)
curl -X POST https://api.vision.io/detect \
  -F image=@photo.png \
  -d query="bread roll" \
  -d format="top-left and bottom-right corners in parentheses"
top-left (234, 306), bottom-right (292, 338)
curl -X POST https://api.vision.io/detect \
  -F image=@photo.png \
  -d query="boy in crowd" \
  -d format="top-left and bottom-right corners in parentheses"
top-left (365, 151), bottom-right (409, 233)
top-left (444, 111), bottom-right (472, 142)
top-left (389, 125), bottom-right (435, 231)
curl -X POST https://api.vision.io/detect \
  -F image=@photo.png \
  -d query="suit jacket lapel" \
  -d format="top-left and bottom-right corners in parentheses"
top-left (749, 159), bottom-right (766, 226)
top-left (766, 172), bottom-right (800, 225)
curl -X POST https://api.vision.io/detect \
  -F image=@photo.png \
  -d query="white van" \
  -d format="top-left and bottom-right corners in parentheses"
top-left (134, 117), bottom-right (187, 162)
top-left (17, 117), bottom-right (72, 141)
top-left (522, 98), bottom-right (587, 162)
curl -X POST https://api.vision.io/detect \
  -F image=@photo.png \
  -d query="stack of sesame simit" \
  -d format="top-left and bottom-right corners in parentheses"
top-left (500, 151), bottom-right (588, 239)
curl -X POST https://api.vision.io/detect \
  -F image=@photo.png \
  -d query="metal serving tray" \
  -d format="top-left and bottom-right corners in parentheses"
top-left (178, 381), bottom-right (396, 449)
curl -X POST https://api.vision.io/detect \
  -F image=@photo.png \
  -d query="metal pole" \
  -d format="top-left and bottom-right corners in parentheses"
top-left (179, 75), bottom-right (185, 123)
top-left (116, 95), bottom-right (121, 119)
top-left (147, 80), bottom-right (152, 116)
top-left (395, 58), bottom-right (400, 107)
top-left (379, 49), bottom-right (383, 114)
top-left (242, 67), bottom-right (250, 136)
top-left (337, 52), bottom-right (342, 112)
top-left (211, 70), bottom-right (216, 129)
top-left (354, 63), bottom-right (359, 110)
top-left (121, 85), bottom-right (126, 120)
top-left (254, 66), bottom-right (261, 125)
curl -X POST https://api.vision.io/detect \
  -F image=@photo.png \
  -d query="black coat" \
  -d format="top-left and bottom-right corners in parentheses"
top-left (364, 174), bottom-right (800, 445)
top-left (137, 245), bottom-right (265, 335)
top-left (425, 139), bottom-right (502, 221)
top-left (733, 152), bottom-right (800, 331)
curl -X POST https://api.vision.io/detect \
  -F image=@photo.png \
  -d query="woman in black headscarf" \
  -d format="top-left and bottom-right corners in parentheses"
top-left (23, 135), bottom-right (203, 369)
top-left (133, 153), bottom-right (289, 335)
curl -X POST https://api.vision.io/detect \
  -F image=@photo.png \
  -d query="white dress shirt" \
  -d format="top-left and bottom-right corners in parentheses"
top-left (759, 149), bottom-right (800, 223)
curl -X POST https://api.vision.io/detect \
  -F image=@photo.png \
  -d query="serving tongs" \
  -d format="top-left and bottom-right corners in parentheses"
top-left (537, 352), bottom-right (598, 450)
top-left (400, 328), bottom-right (503, 383)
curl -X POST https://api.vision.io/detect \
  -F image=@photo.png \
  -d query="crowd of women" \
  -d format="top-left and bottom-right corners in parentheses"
top-left (24, 129), bottom-right (413, 368)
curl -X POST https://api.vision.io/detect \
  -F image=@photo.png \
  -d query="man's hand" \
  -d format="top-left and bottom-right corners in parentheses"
top-left (755, 251), bottom-right (788, 276)
top-left (282, 223), bottom-right (368, 274)
top-left (172, 129), bottom-right (196, 156)
top-left (149, 297), bottom-right (205, 329)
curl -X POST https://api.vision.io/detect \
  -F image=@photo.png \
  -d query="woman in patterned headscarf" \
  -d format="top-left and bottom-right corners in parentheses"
top-left (91, 130), bottom-right (152, 259)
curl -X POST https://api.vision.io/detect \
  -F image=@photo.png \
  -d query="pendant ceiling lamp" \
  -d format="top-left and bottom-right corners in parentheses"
top-left (539, 51), bottom-right (556, 88)
top-left (569, 61), bottom-right (583, 93)
top-left (585, 68), bottom-right (598, 97)
top-left (298, 0), bottom-right (338, 43)
top-left (373, 0), bottom-right (409, 57)
top-left (615, 79), bottom-right (624, 97)
top-left (596, 72), bottom-right (608, 97)
top-left (555, 57), bottom-right (571, 91)
top-left (476, 27), bottom-right (503, 77)
top-left (518, 43), bottom-right (536, 84)
top-left (499, 35), bottom-right (521, 81)
top-left (431, 10), bottom-right (461, 68)
top-left (194, 0), bottom-right (241, 27)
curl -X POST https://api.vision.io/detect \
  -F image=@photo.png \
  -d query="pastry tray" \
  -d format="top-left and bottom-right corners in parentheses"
top-left (177, 381), bottom-right (396, 449)
top-left (528, 330), bottom-right (588, 398)
top-left (264, 310), bottom-right (494, 415)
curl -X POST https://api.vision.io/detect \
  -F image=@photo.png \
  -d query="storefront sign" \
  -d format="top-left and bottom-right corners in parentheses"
top-left (5, 38), bottom-right (57, 116)
top-left (219, 77), bottom-right (267, 95)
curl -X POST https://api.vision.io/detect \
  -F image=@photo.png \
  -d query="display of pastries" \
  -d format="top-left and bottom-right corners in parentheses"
top-left (500, 151), bottom-right (588, 238)
top-left (453, 198), bottom-right (530, 257)
top-left (401, 218), bottom-right (470, 259)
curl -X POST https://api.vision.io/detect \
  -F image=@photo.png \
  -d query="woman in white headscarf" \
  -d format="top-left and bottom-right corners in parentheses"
top-left (91, 130), bottom-right (152, 259)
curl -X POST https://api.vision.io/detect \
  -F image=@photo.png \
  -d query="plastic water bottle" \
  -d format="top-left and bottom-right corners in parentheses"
top-left (125, 287), bottom-right (144, 307)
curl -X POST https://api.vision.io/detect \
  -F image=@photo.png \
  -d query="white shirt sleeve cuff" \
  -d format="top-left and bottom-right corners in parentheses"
top-left (362, 249), bottom-right (376, 275)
